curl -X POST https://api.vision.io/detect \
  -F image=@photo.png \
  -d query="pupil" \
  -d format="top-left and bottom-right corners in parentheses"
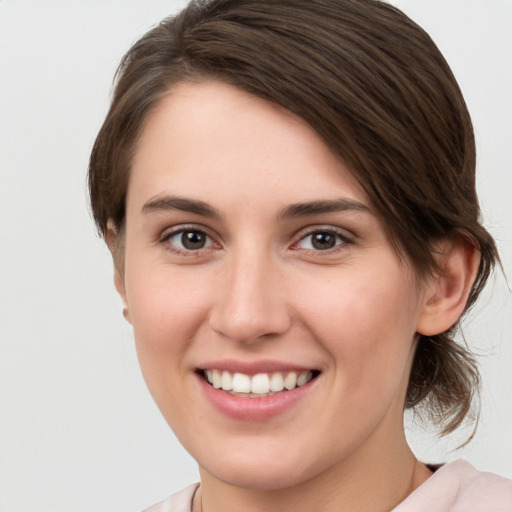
top-left (312, 232), bottom-right (336, 250)
top-left (182, 231), bottom-right (205, 250)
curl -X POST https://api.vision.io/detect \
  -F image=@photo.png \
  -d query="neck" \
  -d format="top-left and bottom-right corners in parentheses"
top-left (197, 427), bottom-right (432, 512)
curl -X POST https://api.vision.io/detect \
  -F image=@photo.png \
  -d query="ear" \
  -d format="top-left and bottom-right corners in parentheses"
top-left (105, 220), bottom-right (131, 324)
top-left (417, 236), bottom-right (480, 336)
top-left (105, 219), bottom-right (118, 255)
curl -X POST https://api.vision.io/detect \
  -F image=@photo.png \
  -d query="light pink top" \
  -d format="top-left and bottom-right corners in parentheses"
top-left (143, 460), bottom-right (512, 512)
top-left (393, 459), bottom-right (512, 511)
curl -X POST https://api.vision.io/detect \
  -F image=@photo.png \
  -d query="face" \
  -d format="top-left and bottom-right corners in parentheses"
top-left (118, 81), bottom-right (431, 491)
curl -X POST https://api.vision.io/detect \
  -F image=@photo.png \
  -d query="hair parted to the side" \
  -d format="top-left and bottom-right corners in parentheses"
top-left (88, 0), bottom-right (499, 436)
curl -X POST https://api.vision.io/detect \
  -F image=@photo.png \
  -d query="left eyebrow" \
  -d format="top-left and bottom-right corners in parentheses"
top-left (141, 195), bottom-right (221, 218)
top-left (278, 198), bottom-right (372, 220)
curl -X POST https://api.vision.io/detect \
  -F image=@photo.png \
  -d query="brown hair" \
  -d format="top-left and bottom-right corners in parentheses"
top-left (88, 0), bottom-right (499, 435)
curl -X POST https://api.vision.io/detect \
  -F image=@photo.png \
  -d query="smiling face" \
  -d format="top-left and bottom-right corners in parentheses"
top-left (117, 80), bottom-right (432, 491)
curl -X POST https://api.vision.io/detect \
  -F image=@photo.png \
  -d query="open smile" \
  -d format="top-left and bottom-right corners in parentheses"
top-left (196, 367), bottom-right (321, 421)
top-left (199, 369), bottom-right (320, 398)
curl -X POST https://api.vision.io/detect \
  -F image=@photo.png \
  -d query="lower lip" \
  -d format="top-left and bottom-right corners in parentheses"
top-left (197, 373), bottom-right (318, 421)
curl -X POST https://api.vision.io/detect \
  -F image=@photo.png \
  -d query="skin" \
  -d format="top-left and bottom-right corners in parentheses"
top-left (111, 80), bottom-right (478, 512)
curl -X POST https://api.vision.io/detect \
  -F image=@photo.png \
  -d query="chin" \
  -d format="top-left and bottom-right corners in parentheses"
top-left (210, 465), bottom-right (310, 491)
top-left (197, 447), bottom-right (327, 492)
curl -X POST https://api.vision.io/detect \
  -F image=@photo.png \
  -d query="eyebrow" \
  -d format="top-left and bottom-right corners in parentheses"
top-left (142, 195), bottom-right (221, 218)
top-left (141, 195), bottom-right (371, 220)
top-left (278, 198), bottom-right (372, 220)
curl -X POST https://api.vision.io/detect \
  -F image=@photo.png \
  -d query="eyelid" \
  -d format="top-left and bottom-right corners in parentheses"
top-left (290, 225), bottom-right (354, 252)
top-left (159, 224), bottom-right (221, 255)
top-left (160, 222), bottom-right (215, 240)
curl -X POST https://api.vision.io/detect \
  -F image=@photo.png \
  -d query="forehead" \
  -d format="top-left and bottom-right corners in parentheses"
top-left (128, 80), bottom-right (370, 214)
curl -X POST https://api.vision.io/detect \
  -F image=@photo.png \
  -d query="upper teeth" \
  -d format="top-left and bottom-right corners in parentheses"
top-left (204, 370), bottom-right (314, 394)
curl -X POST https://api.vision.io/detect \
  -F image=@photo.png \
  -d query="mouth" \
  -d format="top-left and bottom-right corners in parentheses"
top-left (198, 368), bottom-right (321, 398)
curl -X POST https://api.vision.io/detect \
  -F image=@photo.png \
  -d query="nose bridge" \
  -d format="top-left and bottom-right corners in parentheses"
top-left (210, 239), bottom-right (291, 343)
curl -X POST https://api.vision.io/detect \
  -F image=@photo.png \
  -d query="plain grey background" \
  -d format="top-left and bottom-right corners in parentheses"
top-left (0, 1), bottom-right (511, 511)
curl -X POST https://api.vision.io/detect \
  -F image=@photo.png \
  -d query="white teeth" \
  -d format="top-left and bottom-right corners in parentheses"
top-left (232, 373), bottom-right (251, 393)
top-left (283, 371), bottom-right (298, 390)
top-left (204, 369), bottom-right (316, 395)
top-left (297, 371), bottom-right (312, 387)
top-left (212, 369), bottom-right (222, 389)
top-left (221, 371), bottom-right (233, 391)
top-left (269, 372), bottom-right (284, 392)
top-left (251, 373), bottom-right (270, 394)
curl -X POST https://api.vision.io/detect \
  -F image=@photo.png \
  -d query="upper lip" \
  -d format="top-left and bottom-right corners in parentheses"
top-left (197, 359), bottom-right (319, 375)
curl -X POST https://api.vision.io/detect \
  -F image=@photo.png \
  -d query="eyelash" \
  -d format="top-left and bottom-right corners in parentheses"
top-left (160, 226), bottom-right (217, 256)
top-left (160, 226), bottom-right (353, 257)
top-left (291, 227), bottom-right (352, 254)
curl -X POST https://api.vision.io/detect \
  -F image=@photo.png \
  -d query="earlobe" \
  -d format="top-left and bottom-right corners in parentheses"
top-left (417, 236), bottom-right (480, 336)
top-left (114, 269), bottom-right (132, 325)
top-left (106, 219), bottom-right (132, 324)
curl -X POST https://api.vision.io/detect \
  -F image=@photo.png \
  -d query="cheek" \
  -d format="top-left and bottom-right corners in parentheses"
top-left (299, 267), bottom-right (420, 394)
top-left (124, 260), bottom-right (211, 371)
top-left (123, 264), bottom-right (213, 427)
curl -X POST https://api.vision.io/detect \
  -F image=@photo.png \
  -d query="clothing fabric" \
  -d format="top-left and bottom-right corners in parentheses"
top-left (143, 484), bottom-right (198, 512)
top-left (142, 459), bottom-right (512, 511)
top-left (392, 459), bottom-right (512, 511)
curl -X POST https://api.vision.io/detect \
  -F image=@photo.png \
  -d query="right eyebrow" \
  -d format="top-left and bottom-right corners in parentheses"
top-left (141, 195), bottom-right (221, 218)
top-left (277, 198), bottom-right (372, 220)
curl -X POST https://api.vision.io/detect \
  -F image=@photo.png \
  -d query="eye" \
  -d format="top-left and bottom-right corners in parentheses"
top-left (165, 229), bottom-right (214, 252)
top-left (295, 229), bottom-right (349, 251)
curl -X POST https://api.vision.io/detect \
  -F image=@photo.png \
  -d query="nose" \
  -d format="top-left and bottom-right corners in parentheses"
top-left (209, 247), bottom-right (292, 344)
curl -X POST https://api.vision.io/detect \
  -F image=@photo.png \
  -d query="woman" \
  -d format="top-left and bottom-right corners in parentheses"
top-left (88, 0), bottom-right (512, 510)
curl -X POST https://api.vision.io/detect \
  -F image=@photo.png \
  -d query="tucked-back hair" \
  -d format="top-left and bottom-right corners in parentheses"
top-left (89, 0), bottom-right (499, 435)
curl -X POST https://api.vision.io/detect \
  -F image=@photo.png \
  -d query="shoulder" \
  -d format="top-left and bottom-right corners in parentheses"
top-left (393, 460), bottom-right (512, 511)
top-left (142, 483), bottom-right (199, 512)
